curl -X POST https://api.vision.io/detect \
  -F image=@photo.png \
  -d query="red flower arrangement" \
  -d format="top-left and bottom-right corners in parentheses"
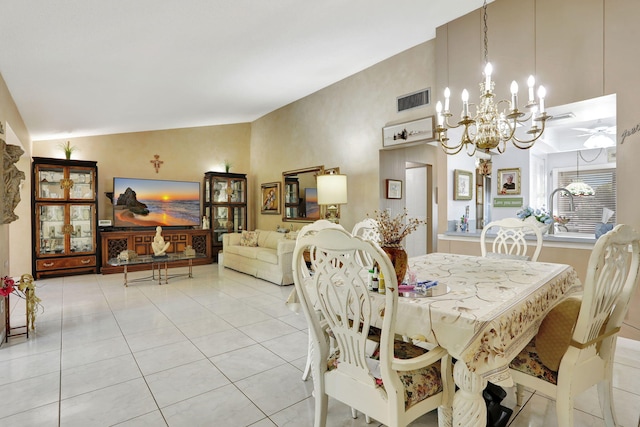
top-left (1, 276), bottom-right (15, 297)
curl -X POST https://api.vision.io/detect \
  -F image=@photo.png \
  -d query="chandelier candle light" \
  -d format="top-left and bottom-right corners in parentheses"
top-left (435, 0), bottom-right (551, 156)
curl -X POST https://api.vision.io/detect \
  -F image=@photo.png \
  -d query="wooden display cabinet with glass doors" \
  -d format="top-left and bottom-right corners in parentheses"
top-left (203, 171), bottom-right (247, 261)
top-left (31, 157), bottom-right (98, 278)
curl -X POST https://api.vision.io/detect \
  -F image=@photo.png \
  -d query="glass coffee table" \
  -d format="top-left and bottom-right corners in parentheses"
top-left (107, 253), bottom-right (207, 286)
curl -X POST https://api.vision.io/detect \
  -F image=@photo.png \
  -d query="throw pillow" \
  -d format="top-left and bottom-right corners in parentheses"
top-left (240, 230), bottom-right (259, 247)
top-left (535, 297), bottom-right (581, 371)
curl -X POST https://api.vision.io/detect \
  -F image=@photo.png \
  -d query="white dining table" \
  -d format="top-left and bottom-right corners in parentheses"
top-left (287, 252), bottom-right (582, 427)
top-left (367, 253), bottom-right (582, 427)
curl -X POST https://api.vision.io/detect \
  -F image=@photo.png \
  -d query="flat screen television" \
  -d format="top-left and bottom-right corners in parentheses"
top-left (112, 177), bottom-right (201, 228)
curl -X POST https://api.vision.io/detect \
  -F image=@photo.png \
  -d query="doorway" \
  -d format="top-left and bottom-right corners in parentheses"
top-left (379, 145), bottom-right (437, 257)
top-left (405, 163), bottom-right (433, 257)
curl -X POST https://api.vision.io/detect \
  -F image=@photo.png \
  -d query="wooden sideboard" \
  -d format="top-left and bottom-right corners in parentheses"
top-left (100, 228), bottom-right (212, 274)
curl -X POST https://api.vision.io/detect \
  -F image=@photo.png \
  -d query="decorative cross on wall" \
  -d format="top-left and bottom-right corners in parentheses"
top-left (150, 154), bottom-right (163, 173)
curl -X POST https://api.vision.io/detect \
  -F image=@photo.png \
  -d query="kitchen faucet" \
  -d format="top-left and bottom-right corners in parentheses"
top-left (548, 188), bottom-right (575, 234)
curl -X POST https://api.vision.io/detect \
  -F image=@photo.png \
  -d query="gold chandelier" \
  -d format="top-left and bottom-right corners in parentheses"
top-left (435, 0), bottom-right (551, 156)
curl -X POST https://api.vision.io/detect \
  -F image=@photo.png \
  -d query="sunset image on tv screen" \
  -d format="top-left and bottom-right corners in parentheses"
top-left (113, 178), bottom-right (200, 227)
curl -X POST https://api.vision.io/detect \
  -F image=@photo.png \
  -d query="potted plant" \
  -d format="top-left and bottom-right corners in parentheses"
top-left (59, 141), bottom-right (77, 160)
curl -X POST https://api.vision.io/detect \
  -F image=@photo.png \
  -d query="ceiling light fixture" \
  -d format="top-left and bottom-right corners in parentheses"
top-left (435, 0), bottom-right (551, 156)
top-left (565, 150), bottom-right (595, 196)
top-left (583, 133), bottom-right (615, 149)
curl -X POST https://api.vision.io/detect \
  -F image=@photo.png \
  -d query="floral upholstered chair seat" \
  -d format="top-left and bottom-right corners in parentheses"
top-left (509, 339), bottom-right (559, 385)
top-left (328, 335), bottom-right (443, 410)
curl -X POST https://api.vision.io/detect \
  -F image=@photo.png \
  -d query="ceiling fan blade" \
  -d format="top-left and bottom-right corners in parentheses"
top-left (572, 127), bottom-right (594, 133)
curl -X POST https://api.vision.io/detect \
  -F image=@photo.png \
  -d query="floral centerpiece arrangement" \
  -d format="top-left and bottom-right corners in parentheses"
top-left (516, 206), bottom-right (553, 225)
top-left (368, 209), bottom-right (426, 285)
top-left (369, 208), bottom-right (426, 246)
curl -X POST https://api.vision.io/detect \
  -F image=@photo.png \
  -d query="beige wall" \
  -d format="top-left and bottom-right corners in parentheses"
top-left (1, 73), bottom-right (32, 277)
top-left (250, 41), bottom-right (438, 233)
top-left (0, 72), bottom-right (31, 341)
top-left (32, 123), bottom-right (251, 223)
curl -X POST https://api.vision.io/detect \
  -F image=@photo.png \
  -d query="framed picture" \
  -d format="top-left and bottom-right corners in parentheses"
top-left (382, 116), bottom-right (435, 148)
top-left (497, 168), bottom-right (521, 195)
top-left (476, 185), bottom-right (483, 205)
top-left (453, 170), bottom-right (473, 200)
top-left (386, 179), bottom-right (402, 199)
top-left (260, 182), bottom-right (281, 214)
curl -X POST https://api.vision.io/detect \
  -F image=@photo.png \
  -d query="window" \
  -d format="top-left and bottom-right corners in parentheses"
top-left (556, 167), bottom-right (616, 234)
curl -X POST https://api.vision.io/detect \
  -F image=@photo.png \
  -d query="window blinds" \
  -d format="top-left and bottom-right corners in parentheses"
top-left (557, 168), bottom-right (616, 234)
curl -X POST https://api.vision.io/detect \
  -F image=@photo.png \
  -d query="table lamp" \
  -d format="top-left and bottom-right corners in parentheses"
top-left (317, 173), bottom-right (348, 223)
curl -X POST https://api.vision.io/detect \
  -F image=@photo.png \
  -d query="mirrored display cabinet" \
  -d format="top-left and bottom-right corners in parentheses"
top-left (203, 171), bottom-right (247, 261)
top-left (31, 157), bottom-right (98, 278)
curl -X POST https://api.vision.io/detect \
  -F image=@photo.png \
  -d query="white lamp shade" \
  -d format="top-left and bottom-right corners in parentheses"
top-left (584, 133), bottom-right (615, 149)
top-left (317, 174), bottom-right (348, 205)
top-left (566, 180), bottom-right (595, 196)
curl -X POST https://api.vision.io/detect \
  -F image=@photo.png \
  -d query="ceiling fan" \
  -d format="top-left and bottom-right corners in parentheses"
top-left (572, 122), bottom-right (616, 148)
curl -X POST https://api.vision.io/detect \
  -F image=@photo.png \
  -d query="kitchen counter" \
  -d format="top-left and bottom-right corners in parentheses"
top-left (442, 230), bottom-right (596, 248)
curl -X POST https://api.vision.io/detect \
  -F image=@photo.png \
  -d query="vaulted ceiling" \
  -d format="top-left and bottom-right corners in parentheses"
top-left (0, 0), bottom-right (487, 141)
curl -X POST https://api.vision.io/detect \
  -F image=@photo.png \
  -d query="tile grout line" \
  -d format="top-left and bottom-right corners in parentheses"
top-left (95, 272), bottom-right (170, 426)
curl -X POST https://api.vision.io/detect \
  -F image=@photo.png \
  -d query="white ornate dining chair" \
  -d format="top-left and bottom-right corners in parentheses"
top-left (480, 217), bottom-right (543, 262)
top-left (293, 227), bottom-right (453, 427)
top-left (509, 224), bottom-right (640, 427)
top-left (351, 218), bottom-right (381, 269)
top-left (296, 220), bottom-right (346, 278)
top-left (296, 220), bottom-right (346, 382)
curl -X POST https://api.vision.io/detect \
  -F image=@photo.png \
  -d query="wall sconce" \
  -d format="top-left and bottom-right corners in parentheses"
top-left (317, 173), bottom-right (348, 223)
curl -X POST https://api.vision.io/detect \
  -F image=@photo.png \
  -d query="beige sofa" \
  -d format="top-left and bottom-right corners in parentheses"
top-left (222, 230), bottom-right (296, 285)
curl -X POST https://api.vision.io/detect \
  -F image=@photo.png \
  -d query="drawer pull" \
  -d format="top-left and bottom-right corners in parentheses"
top-left (81, 259), bottom-right (91, 264)
top-left (43, 262), bottom-right (54, 267)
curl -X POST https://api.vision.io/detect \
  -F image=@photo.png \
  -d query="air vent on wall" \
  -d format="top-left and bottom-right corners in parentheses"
top-left (397, 88), bottom-right (430, 112)
top-left (547, 112), bottom-right (576, 121)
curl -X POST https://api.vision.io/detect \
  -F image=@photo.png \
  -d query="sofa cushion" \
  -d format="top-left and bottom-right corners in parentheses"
top-left (240, 230), bottom-right (259, 247)
top-left (224, 244), bottom-right (242, 255)
top-left (256, 230), bottom-right (270, 247)
top-left (256, 248), bottom-right (279, 264)
top-left (226, 244), bottom-right (259, 259)
top-left (259, 231), bottom-right (285, 249)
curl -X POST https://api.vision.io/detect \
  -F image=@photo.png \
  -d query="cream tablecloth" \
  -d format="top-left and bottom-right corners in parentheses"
top-left (368, 253), bottom-right (581, 382)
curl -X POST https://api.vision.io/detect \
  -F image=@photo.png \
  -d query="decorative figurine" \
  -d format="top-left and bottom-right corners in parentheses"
top-left (184, 245), bottom-right (196, 257)
top-left (151, 226), bottom-right (170, 256)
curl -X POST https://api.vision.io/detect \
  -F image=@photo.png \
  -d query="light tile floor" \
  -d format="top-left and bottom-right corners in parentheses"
top-left (1, 265), bottom-right (639, 426)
